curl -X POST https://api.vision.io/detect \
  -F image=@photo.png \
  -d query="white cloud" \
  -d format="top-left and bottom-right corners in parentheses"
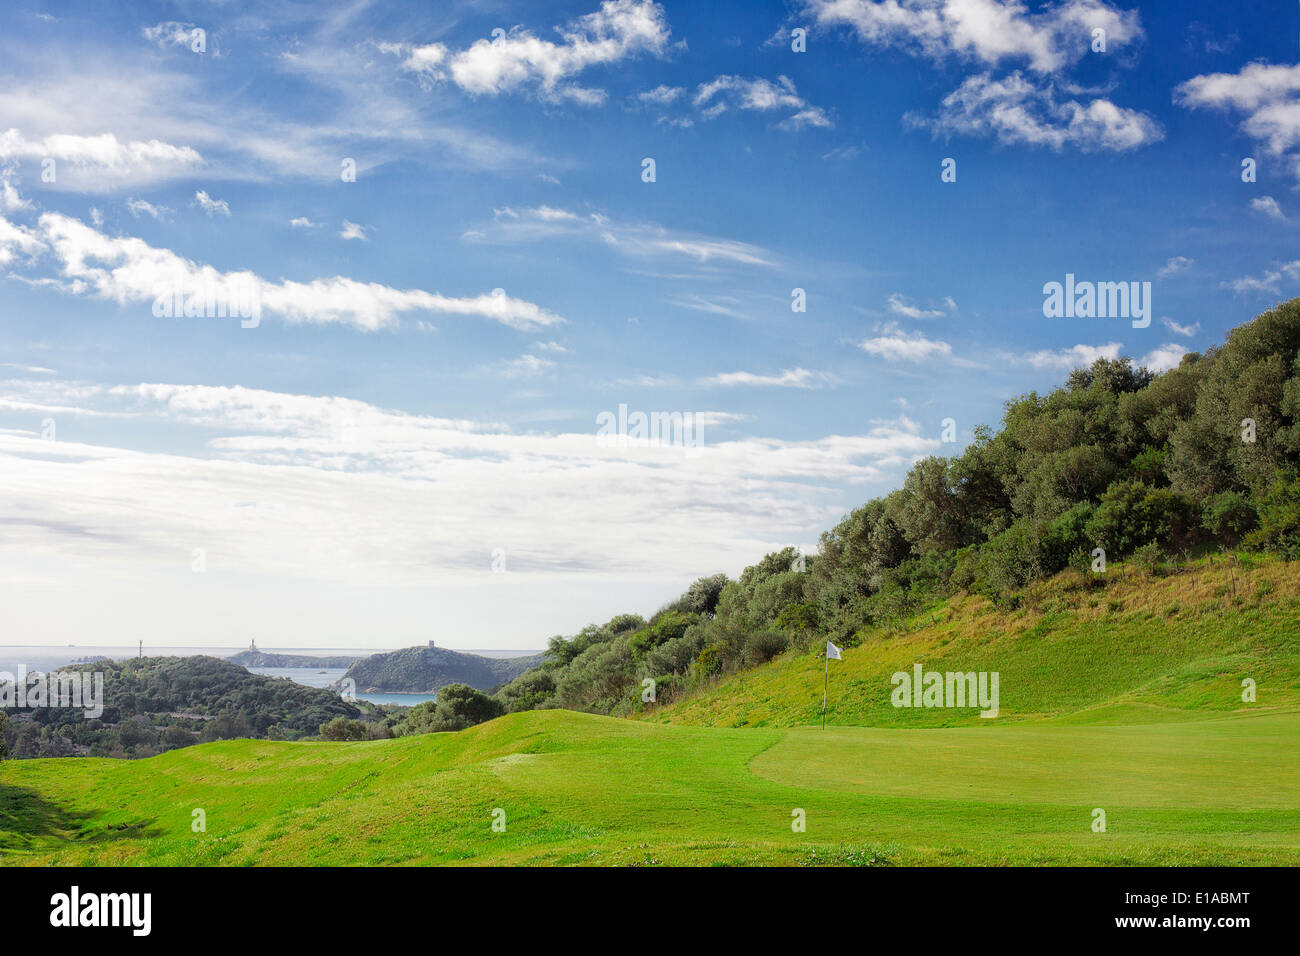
top-left (1021, 341), bottom-right (1122, 369)
top-left (909, 71), bottom-right (1162, 151)
top-left (142, 22), bottom-right (199, 50)
top-left (0, 209), bottom-right (565, 332)
top-left (193, 190), bottom-right (230, 217)
top-left (1225, 260), bottom-right (1300, 296)
top-left (639, 84), bottom-right (683, 104)
top-left (860, 324), bottom-right (953, 362)
top-left (1157, 255), bottom-right (1194, 278)
top-left (290, 217), bottom-right (318, 229)
top-left (393, 0), bottom-right (671, 105)
top-left (667, 294), bottom-right (752, 320)
top-left (803, 0), bottom-right (1143, 73)
top-left (339, 220), bottom-right (369, 241)
top-left (1176, 62), bottom-right (1300, 178)
top-left (502, 354), bottom-right (556, 377)
top-left (0, 215), bottom-right (44, 265)
top-left (126, 198), bottom-right (170, 220)
top-left (0, 378), bottom-right (941, 646)
top-left (887, 292), bottom-right (956, 319)
top-left (1162, 317), bottom-right (1199, 337)
top-left (702, 368), bottom-right (832, 388)
top-left (1140, 343), bottom-right (1189, 373)
top-left (0, 170), bottom-right (32, 213)
top-left (691, 75), bottom-right (832, 129)
top-left (1251, 195), bottom-right (1286, 221)
top-left (471, 204), bottom-right (776, 269)
top-left (0, 128), bottom-right (203, 190)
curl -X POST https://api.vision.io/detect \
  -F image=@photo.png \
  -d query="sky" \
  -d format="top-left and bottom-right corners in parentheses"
top-left (1, 0), bottom-right (1298, 650)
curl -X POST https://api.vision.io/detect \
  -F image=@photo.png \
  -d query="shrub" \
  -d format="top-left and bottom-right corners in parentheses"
top-left (1202, 492), bottom-right (1258, 545)
top-left (741, 630), bottom-right (790, 668)
top-left (1131, 541), bottom-right (1163, 575)
top-left (1244, 476), bottom-right (1300, 559)
top-left (319, 717), bottom-right (369, 741)
top-left (393, 684), bottom-right (505, 735)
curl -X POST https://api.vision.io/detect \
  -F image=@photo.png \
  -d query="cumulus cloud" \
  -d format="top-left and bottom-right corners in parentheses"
top-left (193, 190), bottom-right (230, 217)
top-left (1140, 343), bottom-right (1189, 373)
top-left (391, 0), bottom-right (671, 104)
top-left (1176, 62), bottom-right (1300, 179)
top-left (1162, 317), bottom-right (1199, 337)
top-left (908, 71), bottom-right (1162, 151)
top-left (802, 0), bottom-right (1143, 73)
top-left (1021, 341), bottom-right (1122, 369)
top-left (860, 323), bottom-right (953, 362)
top-left (339, 220), bottom-right (369, 241)
top-left (0, 209), bottom-right (564, 332)
top-left (1157, 255), bottom-right (1194, 278)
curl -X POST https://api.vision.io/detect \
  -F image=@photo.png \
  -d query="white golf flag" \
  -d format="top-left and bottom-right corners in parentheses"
top-left (826, 641), bottom-right (842, 660)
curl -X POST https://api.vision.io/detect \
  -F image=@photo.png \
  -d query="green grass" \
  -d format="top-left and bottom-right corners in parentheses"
top-left (2, 707), bottom-right (1298, 866)
top-left (3, 556), bottom-right (1297, 866)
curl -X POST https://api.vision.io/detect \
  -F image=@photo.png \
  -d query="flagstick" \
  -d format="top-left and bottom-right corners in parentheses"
top-left (822, 653), bottom-right (828, 730)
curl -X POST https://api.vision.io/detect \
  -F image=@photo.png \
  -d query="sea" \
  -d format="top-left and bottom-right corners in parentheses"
top-left (0, 645), bottom-right (543, 708)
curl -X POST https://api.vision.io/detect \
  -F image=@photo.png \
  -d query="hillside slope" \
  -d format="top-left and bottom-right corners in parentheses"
top-left (2, 708), bottom-right (1297, 866)
top-left (647, 555), bottom-right (1300, 728)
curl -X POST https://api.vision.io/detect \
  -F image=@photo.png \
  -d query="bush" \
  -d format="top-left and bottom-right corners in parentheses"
top-left (319, 717), bottom-right (370, 741)
top-left (741, 630), bottom-right (790, 668)
top-left (1202, 492), bottom-right (1258, 545)
top-left (1244, 475), bottom-right (1300, 558)
top-left (1131, 541), bottom-right (1164, 575)
top-left (1085, 480), bottom-right (1198, 557)
top-left (393, 684), bottom-right (505, 735)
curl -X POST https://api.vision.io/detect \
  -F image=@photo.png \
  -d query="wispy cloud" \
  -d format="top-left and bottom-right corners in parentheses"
top-left (0, 209), bottom-right (565, 332)
top-left (702, 368), bottom-right (833, 388)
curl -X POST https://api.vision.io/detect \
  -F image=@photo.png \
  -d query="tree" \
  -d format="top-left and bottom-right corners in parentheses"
top-left (394, 684), bottom-right (505, 735)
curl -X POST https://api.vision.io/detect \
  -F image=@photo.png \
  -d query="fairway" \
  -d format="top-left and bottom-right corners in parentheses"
top-left (3, 708), bottom-right (1297, 866)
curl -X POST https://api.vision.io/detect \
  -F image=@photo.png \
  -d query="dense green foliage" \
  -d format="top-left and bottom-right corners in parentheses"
top-left (389, 684), bottom-right (506, 735)
top-left (1, 657), bottom-right (361, 759)
top-left (494, 301), bottom-right (1300, 717)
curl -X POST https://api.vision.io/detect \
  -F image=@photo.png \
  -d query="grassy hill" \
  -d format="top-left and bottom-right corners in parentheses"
top-left (2, 556), bottom-right (1297, 866)
top-left (1, 706), bottom-right (1296, 866)
top-left (647, 554), bottom-right (1300, 728)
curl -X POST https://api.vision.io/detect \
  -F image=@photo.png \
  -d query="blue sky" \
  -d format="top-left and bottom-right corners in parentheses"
top-left (2, 0), bottom-right (1298, 649)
